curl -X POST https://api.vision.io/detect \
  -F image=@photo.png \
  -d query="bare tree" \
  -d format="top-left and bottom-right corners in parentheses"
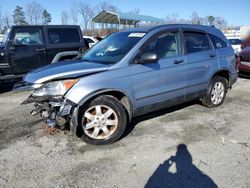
top-left (78, 2), bottom-right (94, 31)
top-left (98, 1), bottom-right (119, 12)
top-left (1, 13), bottom-right (12, 32)
top-left (213, 17), bottom-right (228, 29)
top-left (190, 12), bottom-right (203, 25)
top-left (165, 14), bottom-right (180, 24)
top-left (61, 11), bottom-right (69, 25)
top-left (70, 0), bottom-right (78, 24)
top-left (26, 1), bottom-right (44, 24)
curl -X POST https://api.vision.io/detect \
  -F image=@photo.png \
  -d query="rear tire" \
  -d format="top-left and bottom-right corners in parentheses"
top-left (77, 95), bottom-right (127, 145)
top-left (201, 76), bottom-right (228, 108)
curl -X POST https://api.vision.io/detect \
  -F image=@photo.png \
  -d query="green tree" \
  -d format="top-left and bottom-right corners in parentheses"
top-left (41, 9), bottom-right (51, 25)
top-left (208, 16), bottom-right (215, 26)
top-left (13, 6), bottom-right (27, 25)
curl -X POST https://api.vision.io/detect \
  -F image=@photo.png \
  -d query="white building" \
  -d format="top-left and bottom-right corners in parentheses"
top-left (223, 26), bottom-right (250, 39)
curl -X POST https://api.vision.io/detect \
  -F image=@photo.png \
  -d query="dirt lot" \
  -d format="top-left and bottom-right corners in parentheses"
top-left (0, 78), bottom-right (249, 188)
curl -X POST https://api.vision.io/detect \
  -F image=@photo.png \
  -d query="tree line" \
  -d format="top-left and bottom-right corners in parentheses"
top-left (0, 1), bottom-right (52, 33)
top-left (0, 0), bottom-right (228, 35)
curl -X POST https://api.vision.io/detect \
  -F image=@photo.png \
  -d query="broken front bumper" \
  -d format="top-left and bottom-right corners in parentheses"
top-left (24, 95), bottom-right (76, 127)
top-left (13, 81), bottom-right (77, 128)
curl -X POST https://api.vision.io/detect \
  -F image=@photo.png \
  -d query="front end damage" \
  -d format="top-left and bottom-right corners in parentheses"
top-left (13, 79), bottom-right (78, 129)
top-left (23, 95), bottom-right (76, 128)
top-left (12, 59), bottom-right (110, 131)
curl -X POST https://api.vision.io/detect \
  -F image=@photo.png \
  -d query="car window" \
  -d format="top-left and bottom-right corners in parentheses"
top-left (142, 32), bottom-right (179, 59)
top-left (13, 28), bottom-right (43, 45)
top-left (209, 34), bottom-right (228, 49)
top-left (228, 39), bottom-right (241, 45)
top-left (184, 32), bottom-right (211, 53)
top-left (48, 28), bottom-right (80, 44)
top-left (85, 38), bottom-right (95, 43)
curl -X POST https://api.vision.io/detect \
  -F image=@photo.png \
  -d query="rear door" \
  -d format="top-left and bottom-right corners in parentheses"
top-left (131, 30), bottom-right (187, 110)
top-left (8, 27), bottom-right (47, 74)
top-left (45, 27), bottom-right (85, 63)
top-left (183, 30), bottom-right (218, 98)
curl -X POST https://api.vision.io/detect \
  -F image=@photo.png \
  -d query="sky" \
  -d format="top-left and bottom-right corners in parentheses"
top-left (0, 0), bottom-right (250, 26)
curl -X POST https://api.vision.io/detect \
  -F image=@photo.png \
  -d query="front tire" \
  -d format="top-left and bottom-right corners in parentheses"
top-left (201, 76), bottom-right (228, 108)
top-left (77, 96), bottom-right (127, 145)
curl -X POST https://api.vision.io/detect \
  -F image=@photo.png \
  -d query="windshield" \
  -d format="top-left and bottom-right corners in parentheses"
top-left (81, 32), bottom-right (146, 64)
top-left (228, 39), bottom-right (242, 45)
top-left (1, 29), bottom-right (10, 46)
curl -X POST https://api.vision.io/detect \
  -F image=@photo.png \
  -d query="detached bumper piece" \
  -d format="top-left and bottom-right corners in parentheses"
top-left (28, 96), bottom-right (76, 128)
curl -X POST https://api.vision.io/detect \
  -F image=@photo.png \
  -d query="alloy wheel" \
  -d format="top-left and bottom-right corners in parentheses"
top-left (82, 105), bottom-right (118, 139)
top-left (211, 82), bottom-right (225, 105)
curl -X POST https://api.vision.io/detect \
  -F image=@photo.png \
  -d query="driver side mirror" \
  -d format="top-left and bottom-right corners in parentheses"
top-left (135, 52), bottom-right (158, 64)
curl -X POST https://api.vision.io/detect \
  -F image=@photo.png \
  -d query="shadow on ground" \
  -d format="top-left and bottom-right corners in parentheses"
top-left (145, 144), bottom-right (218, 188)
top-left (0, 118), bottom-right (43, 150)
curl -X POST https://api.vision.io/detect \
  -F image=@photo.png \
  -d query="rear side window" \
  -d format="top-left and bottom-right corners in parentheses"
top-left (184, 32), bottom-right (211, 54)
top-left (209, 34), bottom-right (228, 49)
top-left (48, 28), bottom-right (80, 44)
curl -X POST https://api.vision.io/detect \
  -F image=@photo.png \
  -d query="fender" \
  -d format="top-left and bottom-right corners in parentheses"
top-left (68, 88), bottom-right (134, 134)
top-left (209, 68), bottom-right (232, 87)
top-left (51, 51), bottom-right (80, 63)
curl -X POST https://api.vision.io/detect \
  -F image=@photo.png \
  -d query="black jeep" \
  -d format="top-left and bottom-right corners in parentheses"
top-left (0, 25), bottom-right (87, 82)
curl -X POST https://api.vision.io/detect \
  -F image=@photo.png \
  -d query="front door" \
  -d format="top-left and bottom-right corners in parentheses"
top-left (9, 27), bottom-right (47, 74)
top-left (131, 31), bottom-right (187, 111)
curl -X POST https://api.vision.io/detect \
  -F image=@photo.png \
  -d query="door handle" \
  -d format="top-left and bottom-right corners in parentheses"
top-left (209, 54), bottom-right (216, 58)
top-left (36, 48), bottom-right (46, 52)
top-left (173, 59), bottom-right (184, 64)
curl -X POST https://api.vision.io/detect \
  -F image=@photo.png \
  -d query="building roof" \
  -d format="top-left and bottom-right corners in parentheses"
top-left (92, 10), bottom-right (164, 25)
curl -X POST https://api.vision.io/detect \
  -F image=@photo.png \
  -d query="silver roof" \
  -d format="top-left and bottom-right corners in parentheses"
top-left (92, 10), bottom-right (164, 25)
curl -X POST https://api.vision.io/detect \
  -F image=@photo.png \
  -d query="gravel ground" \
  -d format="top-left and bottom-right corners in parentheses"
top-left (0, 78), bottom-right (249, 188)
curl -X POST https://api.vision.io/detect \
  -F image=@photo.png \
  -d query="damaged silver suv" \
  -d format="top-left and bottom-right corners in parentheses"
top-left (14, 24), bottom-right (238, 145)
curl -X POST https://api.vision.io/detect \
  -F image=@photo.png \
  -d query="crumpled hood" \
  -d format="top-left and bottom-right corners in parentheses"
top-left (24, 59), bottom-right (110, 84)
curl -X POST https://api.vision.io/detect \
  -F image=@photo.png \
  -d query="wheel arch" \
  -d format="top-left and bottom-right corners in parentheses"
top-left (76, 89), bottom-right (134, 122)
top-left (51, 51), bottom-right (80, 63)
top-left (210, 69), bottom-right (231, 87)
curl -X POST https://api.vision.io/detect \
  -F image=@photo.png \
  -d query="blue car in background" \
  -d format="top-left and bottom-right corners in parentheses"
top-left (14, 24), bottom-right (238, 145)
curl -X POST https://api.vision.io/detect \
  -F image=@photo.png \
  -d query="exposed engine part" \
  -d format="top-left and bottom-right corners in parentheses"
top-left (41, 111), bottom-right (49, 118)
top-left (30, 104), bottom-right (48, 116)
top-left (29, 97), bottom-right (75, 128)
top-left (46, 119), bottom-right (56, 127)
top-left (56, 116), bottom-right (67, 127)
top-left (59, 103), bottom-right (72, 116)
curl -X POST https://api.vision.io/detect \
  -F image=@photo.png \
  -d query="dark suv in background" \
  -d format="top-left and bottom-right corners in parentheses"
top-left (0, 25), bottom-right (87, 82)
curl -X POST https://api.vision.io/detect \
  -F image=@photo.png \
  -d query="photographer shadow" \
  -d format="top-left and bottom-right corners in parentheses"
top-left (145, 144), bottom-right (218, 188)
